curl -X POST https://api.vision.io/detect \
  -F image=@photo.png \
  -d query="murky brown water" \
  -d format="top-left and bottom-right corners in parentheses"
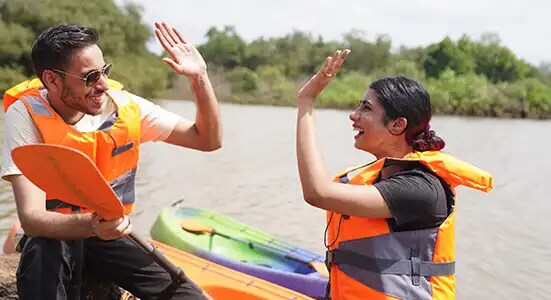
top-left (0, 100), bottom-right (548, 298)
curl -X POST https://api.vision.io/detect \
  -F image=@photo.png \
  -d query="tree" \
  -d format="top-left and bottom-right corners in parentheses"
top-left (0, 0), bottom-right (169, 97)
top-left (198, 26), bottom-right (247, 69)
top-left (423, 37), bottom-right (475, 78)
top-left (458, 33), bottom-right (529, 83)
top-left (342, 30), bottom-right (392, 74)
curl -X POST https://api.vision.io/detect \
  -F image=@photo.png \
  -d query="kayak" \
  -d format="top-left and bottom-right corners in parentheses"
top-left (149, 240), bottom-right (314, 300)
top-left (150, 207), bottom-right (328, 299)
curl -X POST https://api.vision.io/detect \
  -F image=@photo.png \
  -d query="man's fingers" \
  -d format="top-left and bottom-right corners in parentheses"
top-left (162, 58), bottom-right (180, 72)
top-left (163, 22), bottom-right (181, 45)
top-left (123, 223), bottom-right (133, 236)
top-left (155, 28), bottom-right (172, 51)
top-left (174, 28), bottom-right (187, 44)
top-left (155, 22), bottom-right (175, 47)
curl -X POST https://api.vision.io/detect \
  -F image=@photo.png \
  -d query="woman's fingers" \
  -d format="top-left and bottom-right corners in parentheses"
top-left (320, 56), bottom-right (332, 77)
top-left (333, 49), bottom-right (351, 72)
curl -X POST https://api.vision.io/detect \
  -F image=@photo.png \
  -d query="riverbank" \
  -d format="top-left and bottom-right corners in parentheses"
top-left (0, 254), bottom-right (135, 299)
top-left (0, 254), bottom-right (18, 299)
top-left (164, 70), bottom-right (551, 120)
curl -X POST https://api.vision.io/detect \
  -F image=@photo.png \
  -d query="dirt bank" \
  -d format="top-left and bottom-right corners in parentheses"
top-left (0, 254), bottom-right (18, 299)
top-left (0, 254), bottom-right (135, 299)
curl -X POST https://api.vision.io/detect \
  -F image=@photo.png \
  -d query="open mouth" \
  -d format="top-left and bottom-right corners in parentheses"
top-left (353, 126), bottom-right (364, 139)
top-left (88, 93), bottom-right (104, 105)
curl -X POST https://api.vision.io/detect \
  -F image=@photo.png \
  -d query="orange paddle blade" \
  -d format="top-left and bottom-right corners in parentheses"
top-left (11, 144), bottom-right (124, 220)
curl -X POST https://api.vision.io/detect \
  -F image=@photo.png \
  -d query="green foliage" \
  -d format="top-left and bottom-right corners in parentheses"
top-left (194, 26), bottom-right (551, 119)
top-left (426, 69), bottom-right (498, 116)
top-left (3, 0), bottom-right (551, 118)
top-left (460, 33), bottom-right (529, 82)
top-left (256, 65), bottom-right (286, 89)
top-left (0, 0), bottom-right (169, 98)
top-left (228, 67), bottom-right (259, 92)
top-left (372, 60), bottom-right (426, 81)
top-left (424, 37), bottom-right (475, 78)
top-left (0, 65), bottom-right (28, 93)
top-left (343, 30), bottom-right (392, 74)
top-left (198, 26), bottom-right (247, 69)
top-left (515, 78), bottom-right (551, 118)
top-left (318, 72), bottom-right (373, 109)
top-left (0, 21), bottom-right (35, 68)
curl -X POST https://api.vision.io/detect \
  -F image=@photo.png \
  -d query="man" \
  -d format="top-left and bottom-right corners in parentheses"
top-left (1, 21), bottom-right (221, 299)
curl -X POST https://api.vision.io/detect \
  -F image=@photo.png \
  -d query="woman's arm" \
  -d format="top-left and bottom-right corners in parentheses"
top-left (296, 49), bottom-right (392, 218)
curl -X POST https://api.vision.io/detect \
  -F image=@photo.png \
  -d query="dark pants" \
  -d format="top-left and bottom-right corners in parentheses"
top-left (16, 236), bottom-right (205, 300)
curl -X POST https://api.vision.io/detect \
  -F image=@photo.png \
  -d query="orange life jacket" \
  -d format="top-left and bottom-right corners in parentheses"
top-left (4, 79), bottom-right (140, 215)
top-left (326, 151), bottom-right (493, 300)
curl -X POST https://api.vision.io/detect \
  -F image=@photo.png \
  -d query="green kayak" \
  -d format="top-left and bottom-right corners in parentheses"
top-left (150, 206), bottom-right (328, 299)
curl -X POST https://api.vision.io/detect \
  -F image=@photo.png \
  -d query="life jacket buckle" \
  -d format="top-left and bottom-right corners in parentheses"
top-left (325, 249), bottom-right (338, 268)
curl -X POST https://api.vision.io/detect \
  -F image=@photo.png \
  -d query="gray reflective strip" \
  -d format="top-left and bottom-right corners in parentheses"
top-left (110, 168), bottom-right (137, 205)
top-left (22, 96), bottom-right (52, 117)
top-left (330, 249), bottom-right (455, 276)
top-left (335, 227), bottom-right (442, 299)
top-left (112, 141), bottom-right (134, 156)
top-left (45, 168), bottom-right (136, 211)
top-left (45, 199), bottom-right (81, 212)
top-left (98, 112), bottom-right (118, 131)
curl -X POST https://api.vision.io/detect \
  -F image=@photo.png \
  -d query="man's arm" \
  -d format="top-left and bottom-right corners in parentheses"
top-left (9, 174), bottom-right (96, 239)
top-left (1, 102), bottom-right (95, 239)
top-left (3, 102), bottom-right (131, 240)
top-left (153, 22), bottom-right (222, 152)
top-left (164, 72), bottom-right (222, 152)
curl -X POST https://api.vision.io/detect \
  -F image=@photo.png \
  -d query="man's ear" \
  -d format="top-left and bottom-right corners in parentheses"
top-left (42, 70), bottom-right (62, 93)
top-left (388, 117), bottom-right (408, 136)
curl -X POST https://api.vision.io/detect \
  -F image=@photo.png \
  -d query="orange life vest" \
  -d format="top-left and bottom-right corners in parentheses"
top-left (4, 79), bottom-right (140, 215)
top-left (326, 151), bottom-right (493, 300)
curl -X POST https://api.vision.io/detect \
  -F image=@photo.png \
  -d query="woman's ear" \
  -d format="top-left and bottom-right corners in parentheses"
top-left (388, 117), bottom-right (408, 135)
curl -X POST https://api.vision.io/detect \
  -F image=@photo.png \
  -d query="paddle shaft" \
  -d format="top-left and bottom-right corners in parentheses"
top-left (127, 232), bottom-right (187, 282)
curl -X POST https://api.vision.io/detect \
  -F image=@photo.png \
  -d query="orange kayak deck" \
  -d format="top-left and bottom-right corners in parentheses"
top-left (150, 240), bottom-right (314, 300)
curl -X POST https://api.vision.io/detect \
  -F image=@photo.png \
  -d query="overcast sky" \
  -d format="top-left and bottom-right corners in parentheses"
top-left (117, 0), bottom-right (550, 65)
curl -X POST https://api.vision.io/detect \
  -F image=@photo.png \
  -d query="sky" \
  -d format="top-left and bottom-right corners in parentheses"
top-left (116, 0), bottom-right (551, 66)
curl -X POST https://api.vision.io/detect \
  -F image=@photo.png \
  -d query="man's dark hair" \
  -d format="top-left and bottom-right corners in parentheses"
top-left (31, 24), bottom-right (99, 80)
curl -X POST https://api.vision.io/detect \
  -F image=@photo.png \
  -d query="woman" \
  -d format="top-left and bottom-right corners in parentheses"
top-left (296, 49), bottom-right (493, 300)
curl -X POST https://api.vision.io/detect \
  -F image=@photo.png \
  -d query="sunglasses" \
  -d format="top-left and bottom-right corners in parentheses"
top-left (53, 63), bottom-right (113, 87)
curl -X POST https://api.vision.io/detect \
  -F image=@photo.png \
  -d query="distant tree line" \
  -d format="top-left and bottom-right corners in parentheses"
top-left (2, 0), bottom-right (550, 118)
top-left (197, 26), bottom-right (551, 118)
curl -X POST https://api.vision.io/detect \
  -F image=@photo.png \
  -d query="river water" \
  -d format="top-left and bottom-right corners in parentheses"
top-left (0, 99), bottom-right (548, 299)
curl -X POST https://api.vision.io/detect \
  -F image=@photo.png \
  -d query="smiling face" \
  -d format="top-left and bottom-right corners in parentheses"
top-left (55, 45), bottom-right (110, 115)
top-left (349, 88), bottom-right (412, 158)
top-left (349, 89), bottom-right (392, 153)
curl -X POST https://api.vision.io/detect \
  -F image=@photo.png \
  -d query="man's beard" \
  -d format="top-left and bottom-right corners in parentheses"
top-left (60, 85), bottom-right (100, 116)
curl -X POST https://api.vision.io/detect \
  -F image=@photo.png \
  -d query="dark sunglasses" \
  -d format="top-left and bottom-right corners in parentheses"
top-left (53, 63), bottom-right (113, 87)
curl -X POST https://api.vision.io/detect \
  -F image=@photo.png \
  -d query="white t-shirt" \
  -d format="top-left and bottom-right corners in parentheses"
top-left (1, 90), bottom-right (181, 179)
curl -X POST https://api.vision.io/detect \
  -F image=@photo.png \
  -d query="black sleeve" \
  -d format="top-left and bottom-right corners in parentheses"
top-left (373, 168), bottom-right (451, 231)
